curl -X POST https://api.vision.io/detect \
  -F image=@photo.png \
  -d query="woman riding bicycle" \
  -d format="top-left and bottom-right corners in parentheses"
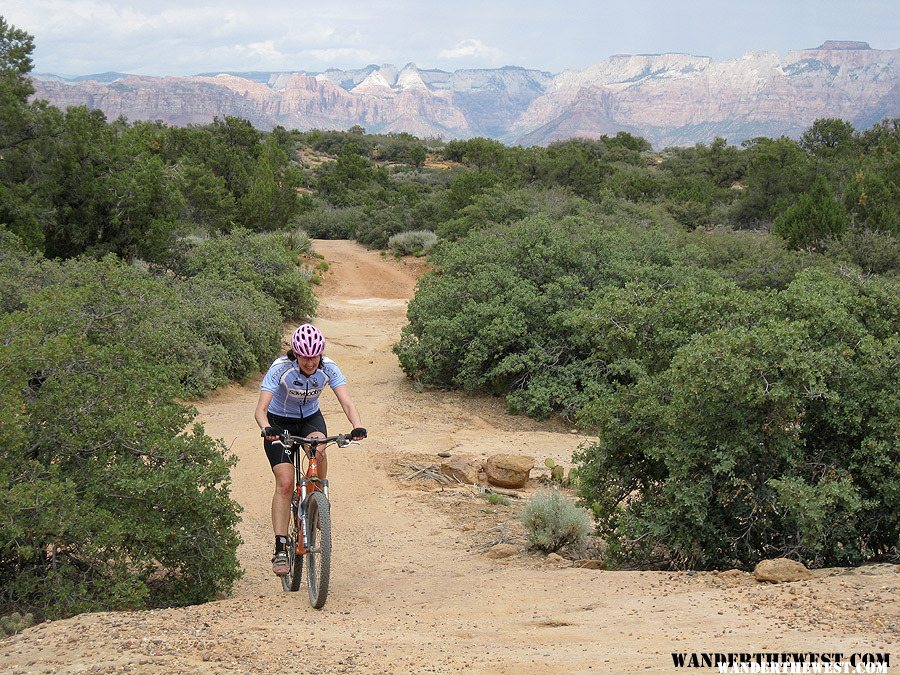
top-left (255, 323), bottom-right (366, 577)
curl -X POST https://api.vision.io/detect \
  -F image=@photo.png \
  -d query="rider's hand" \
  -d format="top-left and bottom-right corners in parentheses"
top-left (261, 426), bottom-right (279, 439)
top-left (350, 427), bottom-right (367, 440)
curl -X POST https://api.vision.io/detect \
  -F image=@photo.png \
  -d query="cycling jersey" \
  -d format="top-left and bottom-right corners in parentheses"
top-left (260, 355), bottom-right (347, 419)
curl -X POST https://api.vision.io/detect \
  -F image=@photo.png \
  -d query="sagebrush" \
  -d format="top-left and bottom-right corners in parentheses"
top-left (388, 230), bottom-right (438, 256)
top-left (520, 490), bottom-right (592, 553)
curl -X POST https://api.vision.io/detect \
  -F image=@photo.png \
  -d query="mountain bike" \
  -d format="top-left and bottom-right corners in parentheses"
top-left (271, 431), bottom-right (353, 608)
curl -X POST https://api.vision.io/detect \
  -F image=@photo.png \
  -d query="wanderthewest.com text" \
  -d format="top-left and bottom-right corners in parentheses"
top-left (671, 652), bottom-right (891, 673)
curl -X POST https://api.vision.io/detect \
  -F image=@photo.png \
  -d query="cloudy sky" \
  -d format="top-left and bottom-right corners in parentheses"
top-left (5, 0), bottom-right (898, 76)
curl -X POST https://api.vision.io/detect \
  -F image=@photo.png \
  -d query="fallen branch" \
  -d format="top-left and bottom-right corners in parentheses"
top-left (400, 463), bottom-right (453, 484)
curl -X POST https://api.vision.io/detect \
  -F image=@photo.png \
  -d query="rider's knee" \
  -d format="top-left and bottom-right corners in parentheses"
top-left (274, 475), bottom-right (294, 496)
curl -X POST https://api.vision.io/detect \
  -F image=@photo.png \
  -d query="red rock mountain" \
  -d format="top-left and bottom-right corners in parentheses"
top-left (31, 42), bottom-right (899, 147)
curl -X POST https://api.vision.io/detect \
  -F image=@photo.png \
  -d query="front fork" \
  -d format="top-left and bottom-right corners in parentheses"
top-left (293, 480), bottom-right (328, 555)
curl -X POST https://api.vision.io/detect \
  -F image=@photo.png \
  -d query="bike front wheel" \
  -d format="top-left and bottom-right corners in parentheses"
top-left (306, 491), bottom-right (332, 608)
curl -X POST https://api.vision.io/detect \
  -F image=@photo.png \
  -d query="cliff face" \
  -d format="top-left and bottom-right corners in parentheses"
top-left (30, 45), bottom-right (899, 147)
top-left (512, 45), bottom-right (899, 146)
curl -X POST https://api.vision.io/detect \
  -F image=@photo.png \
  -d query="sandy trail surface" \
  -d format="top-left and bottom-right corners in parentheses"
top-left (2, 240), bottom-right (897, 674)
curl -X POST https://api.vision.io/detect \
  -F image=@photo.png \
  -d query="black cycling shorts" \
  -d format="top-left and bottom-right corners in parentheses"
top-left (264, 410), bottom-right (328, 468)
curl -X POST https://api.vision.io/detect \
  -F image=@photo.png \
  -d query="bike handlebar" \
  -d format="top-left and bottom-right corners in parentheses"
top-left (262, 430), bottom-right (356, 449)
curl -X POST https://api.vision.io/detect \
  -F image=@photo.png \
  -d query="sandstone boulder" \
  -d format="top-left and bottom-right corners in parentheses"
top-left (484, 454), bottom-right (534, 488)
top-left (753, 558), bottom-right (811, 583)
top-left (440, 455), bottom-right (482, 485)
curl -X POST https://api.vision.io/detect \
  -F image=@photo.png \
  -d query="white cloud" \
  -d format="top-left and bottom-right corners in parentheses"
top-left (245, 40), bottom-right (280, 60)
top-left (437, 39), bottom-right (502, 61)
top-left (6, 0), bottom-right (895, 76)
top-left (304, 47), bottom-right (381, 64)
top-left (6, 0), bottom-right (383, 73)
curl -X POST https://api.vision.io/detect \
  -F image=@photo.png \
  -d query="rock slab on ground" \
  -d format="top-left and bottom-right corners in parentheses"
top-left (753, 558), bottom-right (812, 583)
top-left (485, 454), bottom-right (534, 488)
top-left (440, 456), bottom-right (482, 485)
top-left (484, 544), bottom-right (519, 559)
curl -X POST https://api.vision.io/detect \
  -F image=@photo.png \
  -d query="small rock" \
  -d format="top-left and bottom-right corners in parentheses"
top-left (544, 553), bottom-right (571, 567)
top-left (753, 558), bottom-right (812, 583)
top-left (574, 559), bottom-right (603, 569)
top-left (437, 451), bottom-right (451, 458)
top-left (483, 543), bottom-right (519, 559)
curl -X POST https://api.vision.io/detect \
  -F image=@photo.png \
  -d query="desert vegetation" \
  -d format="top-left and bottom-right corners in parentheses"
top-left (0, 18), bottom-right (316, 620)
top-left (1, 13), bottom-right (897, 623)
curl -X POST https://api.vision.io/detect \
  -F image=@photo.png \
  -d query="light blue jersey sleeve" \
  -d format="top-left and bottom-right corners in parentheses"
top-left (261, 356), bottom-right (292, 394)
top-left (322, 357), bottom-right (346, 389)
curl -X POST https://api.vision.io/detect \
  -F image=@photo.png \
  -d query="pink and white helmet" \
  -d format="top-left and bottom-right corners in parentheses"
top-left (291, 323), bottom-right (325, 357)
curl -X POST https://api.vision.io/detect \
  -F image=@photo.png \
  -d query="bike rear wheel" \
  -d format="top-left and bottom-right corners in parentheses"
top-left (282, 503), bottom-right (303, 592)
top-left (306, 491), bottom-right (332, 608)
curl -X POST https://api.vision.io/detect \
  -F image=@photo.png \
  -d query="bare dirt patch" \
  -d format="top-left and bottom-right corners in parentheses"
top-left (423, 157), bottom-right (463, 170)
top-left (295, 148), bottom-right (335, 170)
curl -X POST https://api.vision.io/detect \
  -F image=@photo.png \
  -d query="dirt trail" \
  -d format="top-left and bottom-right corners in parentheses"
top-left (2, 240), bottom-right (897, 674)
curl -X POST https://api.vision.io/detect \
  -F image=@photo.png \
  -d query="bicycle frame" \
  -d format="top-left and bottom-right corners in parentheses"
top-left (293, 440), bottom-right (328, 556)
top-left (278, 433), bottom-right (349, 555)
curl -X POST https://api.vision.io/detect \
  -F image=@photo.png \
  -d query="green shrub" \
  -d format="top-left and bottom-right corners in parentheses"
top-left (773, 175), bottom-right (848, 249)
top-left (8, 255), bottom-right (283, 399)
top-left (844, 168), bottom-right (900, 235)
top-left (680, 228), bottom-right (812, 290)
top-left (823, 227), bottom-right (900, 277)
top-left (388, 230), bottom-right (438, 256)
top-left (732, 136), bottom-right (812, 228)
top-left (354, 200), bottom-right (433, 249)
top-left (606, 165), bottom-right (660, 202)
top-left (374, 133), bottom-right (427, 167)
top-left (0, 269), bottom-right (243, 619)
top-left (0, 612), bottom-right (35, 636)
top-left (278, 226), bottom-right (312, 254)
top-left (292, 205), bottom-right (366, 240)
top-left (395, 208), bottom-right (899, 570)
top-left (520, 490), bottom-right (592, 553)
top-left (0, 229), bottom-right (63, 314)
top-left (315, 151), bottom-right (389, 206)
top-left (172, 227), bottom-right (316, 319)
top-left (666, 199), bottom-right (713, 230)
top-left (395, 214), bottom-right (715, 420)
top-left (575, 269), bottom-right (900, 569)
top-left (175, 275), bottom-right (282, 394)
top-left (435, 186), bottom-right (602, 241)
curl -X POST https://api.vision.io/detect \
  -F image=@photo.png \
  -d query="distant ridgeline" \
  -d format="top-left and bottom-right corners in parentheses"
top-left (30, 41), bottom-right (899, 148)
